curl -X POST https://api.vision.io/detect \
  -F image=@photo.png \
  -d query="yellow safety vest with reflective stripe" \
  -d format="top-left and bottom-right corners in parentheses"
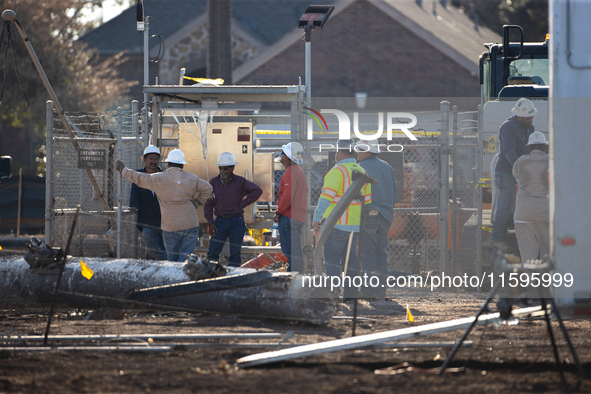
top-left (319, 161), bottom-right (372, 226)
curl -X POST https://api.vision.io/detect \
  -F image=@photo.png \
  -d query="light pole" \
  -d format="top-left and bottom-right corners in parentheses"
top-left (298, 5), bottom-right (334, 274)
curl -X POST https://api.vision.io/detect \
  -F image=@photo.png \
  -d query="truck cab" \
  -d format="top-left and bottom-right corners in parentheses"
top-left (480, 25), bottom-right (549, 105)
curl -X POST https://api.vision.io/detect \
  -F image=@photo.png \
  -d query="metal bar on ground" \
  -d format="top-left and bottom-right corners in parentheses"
top-left (43, 206), bottom-right (80, 345)
top-left (3, 333), bottom-right (283, 341)
top-left (377, 341), bottom-right (473, 348)
top-left (4, 346), bottom-right (172, 352)
top-left (126, 271), bottom-right (277, 301)
top-left (235, 306), bottom-right (541, 368)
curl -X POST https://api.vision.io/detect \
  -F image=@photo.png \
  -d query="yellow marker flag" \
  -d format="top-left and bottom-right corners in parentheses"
top-left (0, 245), bottom-right (2, 250)
top-left (406, 304), bottom-right (414, 322)
top-left (80, 260), bottom-right (94, 280)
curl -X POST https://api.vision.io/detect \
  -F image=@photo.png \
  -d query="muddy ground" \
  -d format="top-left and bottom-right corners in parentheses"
top-left (1, 244), bottom-right (591, 393)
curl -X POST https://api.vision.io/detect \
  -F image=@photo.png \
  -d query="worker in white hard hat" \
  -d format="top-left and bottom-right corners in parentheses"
top-left (128, 145), bottom-right (167, 260)
top-left (274, 142), bottom-right (308, 272)
top-left (513, 131), bottom-right (550, 264)
top-left (116, 148), bottom-right (213, 262)
top-left (204, 152), bottom-right (263, 267)
top-left (489, 98), bottom-right (537, 252)
top-left (356, 139), bottom-right (397, 299)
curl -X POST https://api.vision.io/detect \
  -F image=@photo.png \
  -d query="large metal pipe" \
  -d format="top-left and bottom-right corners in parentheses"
top-left (0, 258), bottom-right (337, 324)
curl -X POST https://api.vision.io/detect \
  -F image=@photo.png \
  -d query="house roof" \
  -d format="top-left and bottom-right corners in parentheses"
top-left (234, 0), bottom-right (501, 81)
top-left (373, 0), bottom-right (501, 75)
top-left (79, 0), bottom-right (206, 54)
top-left (78, 0), bottom-right (315, 54)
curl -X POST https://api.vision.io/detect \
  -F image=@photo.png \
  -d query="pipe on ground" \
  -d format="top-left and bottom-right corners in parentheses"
top-left (0, 257), bottom-right (337, 324)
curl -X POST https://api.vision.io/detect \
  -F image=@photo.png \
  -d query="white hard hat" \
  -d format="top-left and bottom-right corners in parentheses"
top-left (281, 142), bottom-right (304, 164)
top-left (216, 152), bottom-right (238, 166)
top-left (527, 131), bottom-right (548, 145)
top-left (511, 98), bottom-right (538, 118)
top-left (356, 139), bottom-right (380, 154)
top-left (143, 145), bottom-right (160, 156)
top-left (164, 149), bottom-right (187, 164)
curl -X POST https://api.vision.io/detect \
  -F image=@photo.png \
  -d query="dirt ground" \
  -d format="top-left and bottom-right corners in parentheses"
top-left (1, 245), bottom-right (591, 393)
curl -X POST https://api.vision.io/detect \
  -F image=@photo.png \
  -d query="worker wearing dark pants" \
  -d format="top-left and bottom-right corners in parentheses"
top-left (489, 98), bottom-right (537, 251)
top-left (204, 152), bottom-right (263, 267)
top-left (129, 145), bottom-right (167, 260)
top-left (356, 139), bottom-right (397, 299)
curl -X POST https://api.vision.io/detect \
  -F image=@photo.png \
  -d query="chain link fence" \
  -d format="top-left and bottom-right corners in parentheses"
top-left (293, 104), bottom-right (480, 278)
top-left (47, 105), bottom-right (144, 258)
top-left (44, 99), bottom-right (481, 274)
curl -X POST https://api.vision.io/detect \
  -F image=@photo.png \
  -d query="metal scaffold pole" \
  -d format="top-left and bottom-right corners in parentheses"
top-left (476, 104), bottom-right (483, 288)
top-left (45, 101), bottom-right (53, 246)
top-left (439, 101), bottom-right (450, 273)
top-left (117, 107), bottom-right (123, 259)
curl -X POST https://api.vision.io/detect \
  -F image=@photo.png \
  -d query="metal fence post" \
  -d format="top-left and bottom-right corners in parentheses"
top-left (117, 107), bottom-right (123, 259)
top-left (451, 105), bottom-right (458, 274)
top-left (131, 100), bottom-right (140, 258)
top-left (439, 101), bottom-right (450, 273)
top-left (45, 101), bottom-right (53, 246)
top-left (476, 104), bottom-right (483, 289)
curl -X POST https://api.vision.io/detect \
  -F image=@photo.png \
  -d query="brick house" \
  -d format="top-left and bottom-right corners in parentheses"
top-left (79, 0), bottom-right (501, 101)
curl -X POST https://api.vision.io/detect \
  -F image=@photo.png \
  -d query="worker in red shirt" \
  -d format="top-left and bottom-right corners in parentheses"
top-left (274, 142), bottom-right (308, 272)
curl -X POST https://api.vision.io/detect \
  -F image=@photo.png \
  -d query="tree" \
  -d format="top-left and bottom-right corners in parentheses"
top-left (0, 0), bottom-right (136, 175)
top-left (451, 0), bottom-right (548, 41)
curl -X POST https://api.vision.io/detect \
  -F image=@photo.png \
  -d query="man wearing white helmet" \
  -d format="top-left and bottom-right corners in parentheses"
top-left (204, 152), bottom-right (263, 267)
top-left (512, 131), bottom-right (550, 264)
top-left (129, 145), bottom-right (167, 260)
top-left (274, 142), bottom-right (308, 272)
top-left (116, 149), bottom-right (213, 262)
top-left (489, 98), bottom-right (537, 251)
top-left (356, 140), bottom-right (397, 299)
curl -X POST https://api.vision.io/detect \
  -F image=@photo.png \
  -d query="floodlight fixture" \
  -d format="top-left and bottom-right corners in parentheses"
top-left (298, 5), bottom-right (334, 29)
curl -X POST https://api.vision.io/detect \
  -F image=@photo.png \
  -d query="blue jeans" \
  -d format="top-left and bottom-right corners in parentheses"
top-left (141, 226), bottom-right (167, 260)
top-left (359, 214), bottom-right (391, 298)
top-left (278, 215), bottom-right (304, 272)
top-left (207, 215), bottom-right (246, 267)
top-left (324, 228), bottom-right (358, 297)
top-left (162, 226), bottom-right (199, 262)
top-left (490, 172), bottom-right (517, 244)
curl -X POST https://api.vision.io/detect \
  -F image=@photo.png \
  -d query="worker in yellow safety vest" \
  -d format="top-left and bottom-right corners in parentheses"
top-left (313, 139), bottom-right (371, 298)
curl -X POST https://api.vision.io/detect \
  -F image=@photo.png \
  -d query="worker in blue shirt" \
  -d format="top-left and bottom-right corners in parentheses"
top-left (356, 139), bottom-right (397, 299)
